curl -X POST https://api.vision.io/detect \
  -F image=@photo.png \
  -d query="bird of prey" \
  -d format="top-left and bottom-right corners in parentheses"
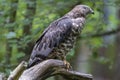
top-left (28, 5), bottom-right (94, 68)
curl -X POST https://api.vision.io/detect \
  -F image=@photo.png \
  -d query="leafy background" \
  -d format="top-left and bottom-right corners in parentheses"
top-left (0, 0), bottom-right (120, 80)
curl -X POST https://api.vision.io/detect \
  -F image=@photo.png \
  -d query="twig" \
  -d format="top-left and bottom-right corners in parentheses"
top-left (80, 28), bottom-right (120, 39)
top-left (7, 61), bottom-right (27, 80)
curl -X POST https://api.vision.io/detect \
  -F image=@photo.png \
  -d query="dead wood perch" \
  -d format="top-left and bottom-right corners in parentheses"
top-left (7, 59), bottom-right (93, 80)
top-left (18, 59), bottom-right (93, 80)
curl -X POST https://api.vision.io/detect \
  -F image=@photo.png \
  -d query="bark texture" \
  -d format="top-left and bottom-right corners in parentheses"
top-left (8, 59), bottom-right (93, 80)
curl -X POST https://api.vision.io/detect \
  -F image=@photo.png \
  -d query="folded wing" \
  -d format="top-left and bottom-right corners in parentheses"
top-left (28, 17), bottom-right (73, 68)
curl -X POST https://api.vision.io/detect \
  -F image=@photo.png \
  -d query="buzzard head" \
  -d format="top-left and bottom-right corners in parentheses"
top-left (67, 5), bottom-right (94, 18)
top-left (77, 5), bottom-right (94, 15)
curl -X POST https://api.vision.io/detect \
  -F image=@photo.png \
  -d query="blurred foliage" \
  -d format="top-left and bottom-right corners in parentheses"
top-left (0, 0), bottom-right (119, 76)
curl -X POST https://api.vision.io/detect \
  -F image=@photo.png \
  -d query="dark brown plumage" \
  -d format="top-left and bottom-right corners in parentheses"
top-left (27, 5), bottom-right (94, 68)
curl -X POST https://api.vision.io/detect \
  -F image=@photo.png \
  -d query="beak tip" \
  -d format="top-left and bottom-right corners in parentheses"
top-left (90, 9), bottom-right (94, 14)
top-left (91, 11), bottom-right (94, 14)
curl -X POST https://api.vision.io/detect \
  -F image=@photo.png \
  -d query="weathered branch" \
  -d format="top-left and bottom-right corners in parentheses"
top-left (8, 61), bottom-right (27, 80)
top-left (52, 68), bottom-right (92, 80)
top-left (19, 59), bottom-right (65, 80)
top-left (18, 59), bottom-right (93, 80)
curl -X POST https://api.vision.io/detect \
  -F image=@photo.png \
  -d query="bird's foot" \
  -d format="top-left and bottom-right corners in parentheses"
top-left (63, 60), bottom-right (72, 71)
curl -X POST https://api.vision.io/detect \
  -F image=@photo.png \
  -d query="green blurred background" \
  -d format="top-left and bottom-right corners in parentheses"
top-left (0, 0), bottom-right (120, 80)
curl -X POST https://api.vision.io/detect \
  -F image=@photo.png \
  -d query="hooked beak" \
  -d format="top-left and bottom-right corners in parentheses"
top-left (91, 11), bottom-right (94, 14)
top-left (90, 9), bottom-right (94, 14)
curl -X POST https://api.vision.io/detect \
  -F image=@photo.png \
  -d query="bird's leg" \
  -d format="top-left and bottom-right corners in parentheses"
top-left (62, 56), bottom-right (72, 70)
top-left (56, 53), bottom-right (72, 70)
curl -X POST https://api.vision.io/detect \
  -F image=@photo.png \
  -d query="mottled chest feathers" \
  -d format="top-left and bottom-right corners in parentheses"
top-left (71, 17), bottom-right (85, 35)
